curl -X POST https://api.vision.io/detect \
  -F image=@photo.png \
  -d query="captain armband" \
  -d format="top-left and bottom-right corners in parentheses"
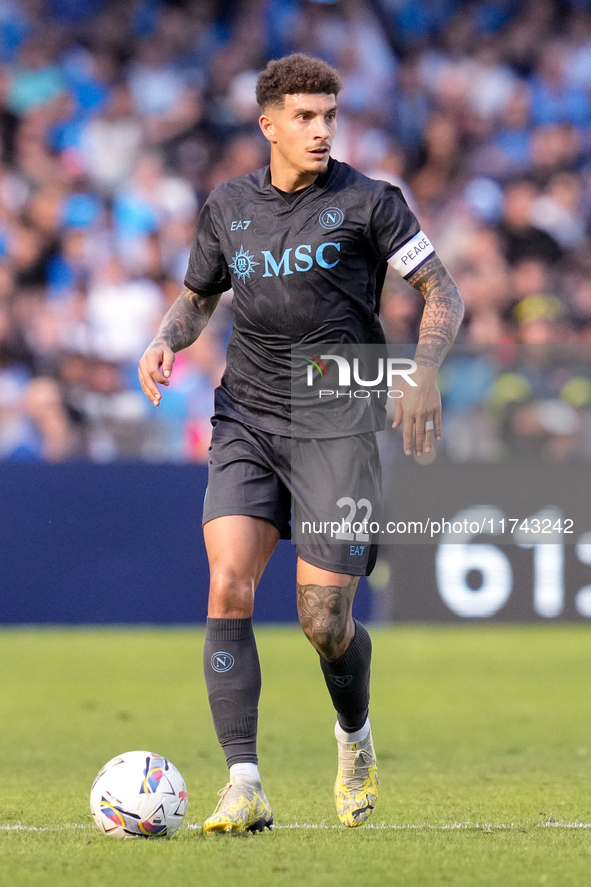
top-left (387, 231), bottom-right (435, 280)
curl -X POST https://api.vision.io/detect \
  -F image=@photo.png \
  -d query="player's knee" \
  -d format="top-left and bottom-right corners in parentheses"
top-left (208, 566), bottom-right (254, 617)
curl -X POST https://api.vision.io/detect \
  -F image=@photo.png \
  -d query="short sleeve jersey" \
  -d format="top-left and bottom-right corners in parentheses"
top-left (184, 158), bottom-right (431, 436)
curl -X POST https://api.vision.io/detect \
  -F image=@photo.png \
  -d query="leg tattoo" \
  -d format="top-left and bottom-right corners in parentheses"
top-left (296, 578), bottom-right (357, 659)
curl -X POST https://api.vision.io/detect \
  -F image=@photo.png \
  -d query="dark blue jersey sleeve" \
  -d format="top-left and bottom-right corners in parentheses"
top-left (364, 182), bottom-right (422, 261)
top-left (184, 194), bottom-right (232, 296)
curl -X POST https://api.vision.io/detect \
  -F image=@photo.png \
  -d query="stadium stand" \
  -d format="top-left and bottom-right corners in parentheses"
top-left (1, 0), bottom-right (591, 462)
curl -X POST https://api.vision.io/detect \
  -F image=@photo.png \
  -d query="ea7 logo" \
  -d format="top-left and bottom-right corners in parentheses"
top-left (211, 651), bottom-right (235, 673)
top-left (231, 220), bottom-right (251, 230)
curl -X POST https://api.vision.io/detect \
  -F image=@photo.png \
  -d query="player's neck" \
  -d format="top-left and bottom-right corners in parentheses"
top-left (269, 158), bottom-right (318, 193)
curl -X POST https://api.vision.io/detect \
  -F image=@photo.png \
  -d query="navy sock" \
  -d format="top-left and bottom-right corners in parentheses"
top-left (203, 617), bottom-right (260, 767)
top-left (319, 620), bottom-right (372, 733)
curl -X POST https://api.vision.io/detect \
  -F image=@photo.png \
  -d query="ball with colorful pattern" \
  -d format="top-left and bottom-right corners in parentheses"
top-left (90, 751), bottom-right (188, 839)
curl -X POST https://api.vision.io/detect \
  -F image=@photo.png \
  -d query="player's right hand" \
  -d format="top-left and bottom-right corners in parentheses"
top-left (138, 341), bottom-right (175, 406)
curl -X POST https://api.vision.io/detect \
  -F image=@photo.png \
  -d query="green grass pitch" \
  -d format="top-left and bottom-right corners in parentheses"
top-left (2, 625), bottom-right (591, 887)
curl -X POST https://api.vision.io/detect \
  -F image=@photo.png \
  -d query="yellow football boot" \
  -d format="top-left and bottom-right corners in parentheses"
top-left (334, 724), bottom-right (378, 827)
top-left (203, 776), bottom-right (273, 834)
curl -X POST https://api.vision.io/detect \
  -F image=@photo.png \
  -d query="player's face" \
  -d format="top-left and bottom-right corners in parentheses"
top-left (260, 93), bottom-right (338, 190)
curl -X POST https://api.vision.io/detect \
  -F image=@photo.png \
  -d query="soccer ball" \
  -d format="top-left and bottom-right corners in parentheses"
top-left (90, 750), bottom-right (188, 838)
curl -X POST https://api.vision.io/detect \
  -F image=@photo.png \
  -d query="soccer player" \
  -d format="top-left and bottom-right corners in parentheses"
top-left (138, 54), bottom-right (464, 833)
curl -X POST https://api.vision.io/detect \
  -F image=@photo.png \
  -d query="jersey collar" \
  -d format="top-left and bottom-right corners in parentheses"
top-left (262, 157), bottom-right (335, 200)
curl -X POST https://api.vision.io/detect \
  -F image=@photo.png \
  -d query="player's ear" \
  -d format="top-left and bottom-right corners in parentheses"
top-left (259, 113), bottom-right (276, 144)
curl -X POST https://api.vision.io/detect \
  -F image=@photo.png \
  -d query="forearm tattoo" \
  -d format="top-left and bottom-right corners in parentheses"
top-left (153, 286), bottom-right (221, 352)
top-left (407, 256), bottom-right (464, 369)
top-left (296, 578), bottom-right (357, 658)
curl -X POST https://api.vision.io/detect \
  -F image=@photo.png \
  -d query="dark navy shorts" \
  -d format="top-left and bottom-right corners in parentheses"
top-left (202, 417), bottom-right (381, 576)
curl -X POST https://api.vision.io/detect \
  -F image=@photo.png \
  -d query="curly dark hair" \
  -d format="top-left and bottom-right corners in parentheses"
top-left (256, 54), bottom-right (342, 109)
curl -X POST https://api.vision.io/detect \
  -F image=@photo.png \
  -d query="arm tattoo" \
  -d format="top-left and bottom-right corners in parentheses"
top-left (152, 286), bottom-right (221, 352)
top-left (296, 579), bottom-right (357, 658)
top-left (407, 255), bottom-right (464, 369)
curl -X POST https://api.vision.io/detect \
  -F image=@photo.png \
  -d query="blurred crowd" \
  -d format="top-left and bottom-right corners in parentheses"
top-left (2, 0), bottom-right (591, 462)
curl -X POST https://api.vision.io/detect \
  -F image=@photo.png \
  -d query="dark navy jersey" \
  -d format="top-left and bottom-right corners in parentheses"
top-left (184, 157), bottom-right (431, 436)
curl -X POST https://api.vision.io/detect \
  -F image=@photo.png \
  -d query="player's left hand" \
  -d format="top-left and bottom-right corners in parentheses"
top-left (138, 340), bottom-right (175, 407)
top-left (392, 364), bottom-right (442, 457)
